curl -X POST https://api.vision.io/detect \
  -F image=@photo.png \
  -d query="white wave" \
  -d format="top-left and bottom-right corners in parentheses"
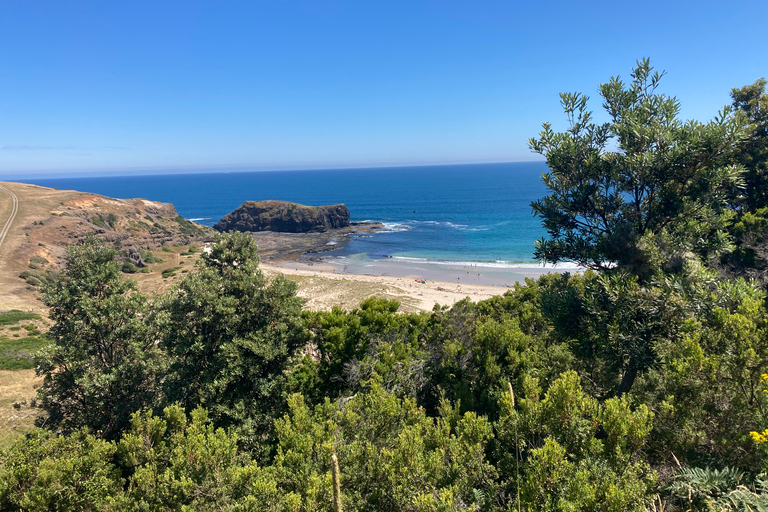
top-left (390, 256), bottom-right (584, 270)
top-left (406, 220), bottom-right (473, 230)
top-left (378, 222), bottom-right (412, 232)
top-left (186, 217), bottom-right (211, 221)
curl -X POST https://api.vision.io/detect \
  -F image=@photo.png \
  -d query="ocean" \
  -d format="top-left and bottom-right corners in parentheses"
top-left (22, 162), bottom-right (575, 285)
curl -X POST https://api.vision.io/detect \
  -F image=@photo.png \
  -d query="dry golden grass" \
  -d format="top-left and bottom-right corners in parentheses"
top-left (278, 272), bottom-right (423, 312)
top-left (0, 182), bottom-right (86, 314)
top-left (0, 370), bottom-right (43, 449)
top-left (131, 246), bottom-right (202, 297)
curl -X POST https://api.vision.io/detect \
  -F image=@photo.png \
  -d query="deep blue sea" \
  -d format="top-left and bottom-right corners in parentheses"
top-left (23, 162), bottom-right (557, 267)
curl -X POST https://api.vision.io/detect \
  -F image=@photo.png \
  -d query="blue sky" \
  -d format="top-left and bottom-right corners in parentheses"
top-left (1, 0), bottom-right (766, 178)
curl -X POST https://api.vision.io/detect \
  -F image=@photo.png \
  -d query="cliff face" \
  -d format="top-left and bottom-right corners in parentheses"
top-left (214, 200), bottom-right (350, 233)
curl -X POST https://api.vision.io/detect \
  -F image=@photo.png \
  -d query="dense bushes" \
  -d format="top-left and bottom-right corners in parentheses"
top-left (3, 232), bottom-right (765, 510)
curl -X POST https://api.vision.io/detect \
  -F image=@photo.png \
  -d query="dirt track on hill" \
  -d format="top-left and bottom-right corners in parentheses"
top-left (0, 184), bottom-right (18, 253)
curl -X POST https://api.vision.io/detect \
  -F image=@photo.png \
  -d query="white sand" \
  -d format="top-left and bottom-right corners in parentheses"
top-left (260, 260), bottom-right (571, 312)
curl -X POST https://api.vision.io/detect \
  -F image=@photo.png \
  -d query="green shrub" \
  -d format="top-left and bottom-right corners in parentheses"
top-left (138, 249), bottom-right (163, 264)
top-left (121, 261), bottom-right (139, 274)
top-left (161, 267), bottom-right (181, 278)
top-left (0, 335), bottom-right (51, 370)
top-left (90, 215), bottom-right (108, 229)
top-left (23, 276), bottom-right (41, 287)
top-left (0, 310), bottom-right (41, 326)
top-left (23, 324), bottom-right (41, 336)
top-left (19, 269), bottom-right (60, 289)
top-left (173, 215), bottom-right (207, 237)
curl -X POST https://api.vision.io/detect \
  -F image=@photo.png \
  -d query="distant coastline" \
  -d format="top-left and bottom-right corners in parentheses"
top-left (18, 162), bottom-right (560, 286)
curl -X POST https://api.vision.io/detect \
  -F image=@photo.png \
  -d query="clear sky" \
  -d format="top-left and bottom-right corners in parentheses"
top-left (1, 0), bottom-right (766, 178)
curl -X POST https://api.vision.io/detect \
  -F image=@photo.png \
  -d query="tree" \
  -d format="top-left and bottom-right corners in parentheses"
top-left (159, 231), bottom-right (307, 456)
top-left (529, 59), bottom-right (745, 280)
top-left (731, 78), bottom-right (768, 211)
top-left (36, 235), bottom-right (163, 439)
top-left (717, 79), bottom-right (768, 287)
top-left (540, 271), bottom-right (684, 398)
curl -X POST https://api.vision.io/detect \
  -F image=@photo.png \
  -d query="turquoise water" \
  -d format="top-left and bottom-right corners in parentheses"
top-left (24, 162), bottom-right (556, 266)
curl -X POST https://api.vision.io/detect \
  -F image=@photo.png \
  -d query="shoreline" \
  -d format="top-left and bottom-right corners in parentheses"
top-left (260, 257), bottom-right (580, 312)
top-left (286, 255), bottom-right (572, 286)
top-left (246, 225), bottom-right (579, 288)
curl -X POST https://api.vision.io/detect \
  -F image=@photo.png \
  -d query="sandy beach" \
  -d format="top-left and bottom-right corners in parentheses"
top-left (260, 258), bottom-right (572, 313)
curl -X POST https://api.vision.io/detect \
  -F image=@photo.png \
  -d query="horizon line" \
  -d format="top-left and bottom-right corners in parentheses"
top-left (0, 158), bottom-right (546, 181)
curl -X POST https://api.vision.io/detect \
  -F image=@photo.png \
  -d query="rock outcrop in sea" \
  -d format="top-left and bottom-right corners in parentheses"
top-left (214, 200), bottom-right (351, 233)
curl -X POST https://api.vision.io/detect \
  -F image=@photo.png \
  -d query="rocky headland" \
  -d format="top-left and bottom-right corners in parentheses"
top-left (215, 200), bottom-right (350, 233)
top-left (214, 200), bottom-right (395, 261)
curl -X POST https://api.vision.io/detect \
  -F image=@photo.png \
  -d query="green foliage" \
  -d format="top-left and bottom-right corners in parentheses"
top-left (0, 429), bottom-right (121, 511)
top-left (541, 271), bottom-right (685, 397)
top-left (35, 234), bottom-right (165, 439)
top-left (498, 371), bottom-right (655, 511)
top-left (161, 266), bottom-right (181, 278)
top-left (0, 310), bottom-right (40, 326)
top-left (720, 207), bottom-right (768, 287)
top-left (18, 269), bottom-right (59, 289)
top-left (668, 466), bottom-right (768, 511)
top-left (273, 384), bottom-right (497, 511)
top-left (138, 248), bottom-right (163, 264)
top-left (28, 255), bottom-right (48, 270)
top-left (173, 215), bottom-right (208, 236)
top-left (424, 294), bottom-right (563, 419)
top-left (529, 59), bottom-right (745, 279)
top-left (115, 405), bottom-right (289, 511)
top-left (121, 261), bottom-right (140, 273)
top-left (90, 214), bottom-right (109, 229)
top-left (296, 297), bottom-right (427, 403)
top-left (22, 324), bottom-right (40, 335)
top-left (160, 231), bottom-right (307, 456)
top-left (633, 278), bottom-right (768, 468)
top-left (0, 407), bottom-right (300, 511)
top-left (153, 222), bottom-right (171, 235)
top-left (732, 78), bottom-right (768, 211)
top-left (136, 220), bottom-right (158, 233)
top-left (0, 335), bottom-right (50, 370)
